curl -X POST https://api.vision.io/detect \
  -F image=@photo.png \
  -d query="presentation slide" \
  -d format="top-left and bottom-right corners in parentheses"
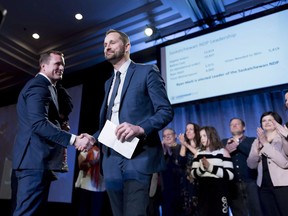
top-left (161, 8), bottom-right (288, 105)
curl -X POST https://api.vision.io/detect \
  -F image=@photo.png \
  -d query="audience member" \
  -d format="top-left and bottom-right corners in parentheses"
top-left (222, 118), bottom-right (262, 216)
top-left (160, 128), bottom-right (185, 216)
top-left (191, 126), bottom-right (234, 216)
top-left (247, 111), bottom-right (288, 216)
top-left (178, 122), bottom-right (201, 215)
top-left (285, 91), bottom-right (288, 107)
top-left (91, 29), bottom-right (173, 216)
top-left (272, 91), bottom-right (288, 155)
top-left (75, 145), bottom-right (112, 216)
top-left (11, 50), bottom-right (94, 216)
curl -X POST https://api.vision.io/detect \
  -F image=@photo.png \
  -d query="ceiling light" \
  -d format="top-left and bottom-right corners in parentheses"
top-left (0, 4), bottom-right (7, 29)
top-left (144, 26), bottom-right (154, 37)
top-left (144, 25), bottom-right (161, 42)
top-left (32, 33), bottom-right (40, 39)
top-left (75, 13), bottom-right (83, 20)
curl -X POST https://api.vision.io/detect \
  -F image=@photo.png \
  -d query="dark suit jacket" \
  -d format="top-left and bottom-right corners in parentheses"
top-left (95, 61), bottom-right (174, 174)
top-left (222, 136), bottom-right (257, 181)
top-left (12, 74), bottom-right (71, 171)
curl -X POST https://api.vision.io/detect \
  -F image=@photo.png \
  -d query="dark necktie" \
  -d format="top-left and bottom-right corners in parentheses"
top-left (106, 71), bottom-right (121, 120)
top-left (51, 85), bottom-right (59, 110)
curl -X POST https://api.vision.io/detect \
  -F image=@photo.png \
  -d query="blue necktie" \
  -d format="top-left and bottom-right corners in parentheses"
top-left (106, 71), bottom-right (121, 120)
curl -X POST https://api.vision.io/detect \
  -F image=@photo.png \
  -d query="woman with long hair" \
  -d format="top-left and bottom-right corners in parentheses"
top-left (178, 122), bottom-right (201, 215)
top-left (191, 126), bottom-right (234, 216)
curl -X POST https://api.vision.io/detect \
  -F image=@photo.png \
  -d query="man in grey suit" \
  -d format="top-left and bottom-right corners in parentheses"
top-left (11, 50), bottom-right (94, 216)
top-left (93, 29), bottom-right (174, 216)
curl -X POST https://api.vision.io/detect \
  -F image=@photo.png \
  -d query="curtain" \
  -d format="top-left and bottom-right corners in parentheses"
top-left (166, 88), bottom-right (288, 140)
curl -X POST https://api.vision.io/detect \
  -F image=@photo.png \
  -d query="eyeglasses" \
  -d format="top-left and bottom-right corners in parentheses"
top-left (163, 133), bottom-right (174, 138)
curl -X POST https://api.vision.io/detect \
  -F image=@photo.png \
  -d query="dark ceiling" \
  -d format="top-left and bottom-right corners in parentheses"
top-left (0, 0), bottom-right (286, 97)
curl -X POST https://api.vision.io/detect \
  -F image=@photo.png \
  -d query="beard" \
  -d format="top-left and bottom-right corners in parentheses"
top-left (105, 47), bottom-right (125, 64)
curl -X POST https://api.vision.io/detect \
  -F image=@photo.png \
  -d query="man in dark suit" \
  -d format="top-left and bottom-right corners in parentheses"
top-left (11, 50), bottom-right (94, 216)
top-left (93, 29), bottom-right (174, 216)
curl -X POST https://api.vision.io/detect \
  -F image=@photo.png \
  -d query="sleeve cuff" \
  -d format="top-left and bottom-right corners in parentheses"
top-left (70, 134), bottom-right (76, 145)
top-left (207, 164), bottom-right (213, 172)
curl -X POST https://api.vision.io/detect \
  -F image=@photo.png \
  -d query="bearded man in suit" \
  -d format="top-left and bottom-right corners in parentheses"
top-left (92, 29), bottom-right (174, 216)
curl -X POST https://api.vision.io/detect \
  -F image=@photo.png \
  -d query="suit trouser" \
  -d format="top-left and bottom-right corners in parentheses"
top-left (103, 151), bottom-right (151, 216)
top-left (76, 188), bottom-right (113, 216)
top-left (12, 169), bottom-right (54, 216)
top-left (229, 181), bottom-right (263, 216)
top-left (107, 180), bottom-right (150, 216)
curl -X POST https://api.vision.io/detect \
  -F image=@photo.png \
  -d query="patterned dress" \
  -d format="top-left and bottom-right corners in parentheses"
top-left (178, 150), bottom-right (199, 216)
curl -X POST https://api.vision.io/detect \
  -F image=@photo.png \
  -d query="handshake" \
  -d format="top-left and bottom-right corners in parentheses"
top-left (73, 133), bottom-right (96, 152)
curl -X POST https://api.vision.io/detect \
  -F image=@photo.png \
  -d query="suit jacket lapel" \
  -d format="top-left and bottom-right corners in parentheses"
top-left (99, 73), bottom-right (114, 127)
top-left (104, 76), bottom-right (113, 104)
top-left (120, 62), bottom-right (136, 101)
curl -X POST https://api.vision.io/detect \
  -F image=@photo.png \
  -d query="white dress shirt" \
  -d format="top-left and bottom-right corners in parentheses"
top-left (108, 59), bottom-right (131, 125)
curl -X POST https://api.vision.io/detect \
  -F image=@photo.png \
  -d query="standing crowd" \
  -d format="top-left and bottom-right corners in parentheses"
top-left (155, 93), bottom-right (288, 216)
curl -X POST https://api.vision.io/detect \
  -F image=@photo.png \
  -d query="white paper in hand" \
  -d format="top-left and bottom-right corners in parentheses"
top-left (98, 120), bottom-right (139, 159)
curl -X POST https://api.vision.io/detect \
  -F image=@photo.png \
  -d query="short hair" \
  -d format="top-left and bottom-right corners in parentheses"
top-left (260, 111), bottom-right (282, 127)
top-left (39, 50), bottom-right (64, 67)
top-left (162, 127), bottom-right (176, 135)
top-left (229, 117), bottom-right (245, 127)
top-left (106, 29), bottom-right (130, 45)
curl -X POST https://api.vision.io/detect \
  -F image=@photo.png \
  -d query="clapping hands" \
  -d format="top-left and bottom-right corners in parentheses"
top-left (201, 157), bottom-right (210, 170)
top-left (272, 119), bottom-right (288, 138)
top-left (225, 138), bottom-right (239, 153)
top-left (178, 133), bottom-right (188, 147)
top-left (257, 127), bottom-right (267, 145)
top-left (74, 133), bottom-right (96, 152)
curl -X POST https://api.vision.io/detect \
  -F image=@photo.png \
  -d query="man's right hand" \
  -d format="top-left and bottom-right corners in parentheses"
top-left (74, 134), bottom-right (95, 151)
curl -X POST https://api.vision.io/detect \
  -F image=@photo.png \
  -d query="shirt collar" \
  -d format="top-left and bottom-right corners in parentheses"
top-left (38, 72), bottom-right (55, 86)
top-left (239, 135), bottom-right (246, 143)
top-left (114, 59), bottom-right (131, 75)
